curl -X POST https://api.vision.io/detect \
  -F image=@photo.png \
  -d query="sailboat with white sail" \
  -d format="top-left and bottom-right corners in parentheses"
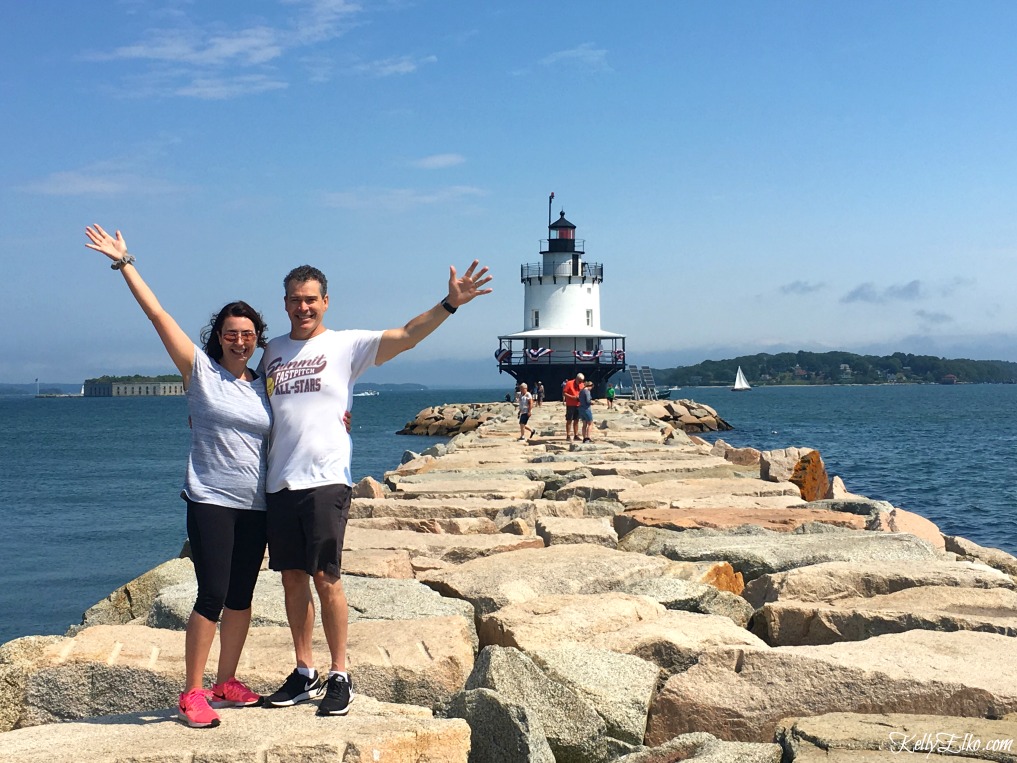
top-left (732, 366), bottom-right (751, 392)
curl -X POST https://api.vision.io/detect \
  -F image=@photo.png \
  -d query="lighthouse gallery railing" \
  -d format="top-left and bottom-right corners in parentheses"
top-left (520, 262), bottom-right (603, 282)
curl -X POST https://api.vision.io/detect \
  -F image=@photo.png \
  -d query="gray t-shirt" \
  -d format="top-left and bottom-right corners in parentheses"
top-left (182, 347), bottom-right (273, 511)
top-left (579, 387), bottom-right (592, 411)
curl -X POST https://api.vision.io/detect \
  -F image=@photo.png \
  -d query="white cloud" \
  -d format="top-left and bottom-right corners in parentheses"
top-left (18, 137), bottom-right (190, 197)
top-left (351, 54), bottom-right (437, 77)
top-left (780, 280), bottom-right (825, 295)
top-left (939, 276), bottom-right (975, 297)
top-left (285, 0), bottom-right (363, 44)
top-left (915, 309), bottom-right (954, 325)
top-left (19, 170), bottom-right (187, 197)
top-left (175, 74), bottom-right (288, 99)
top-left (410, 153), bottom-right (466, 170)
top-left (81, 0), bottom-right (368, 99)
top-left (540, 43), bottom-right (611, 72)
top-left (92, 27), bottom-right (284, 67)
top-left (841, 280), bottom-right (924, 304)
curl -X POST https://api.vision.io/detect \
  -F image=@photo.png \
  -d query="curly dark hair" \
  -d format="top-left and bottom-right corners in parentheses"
top-left (200, 301), bottom-right (268, 362)
top-left (284, 264), bottom-right (328, 297)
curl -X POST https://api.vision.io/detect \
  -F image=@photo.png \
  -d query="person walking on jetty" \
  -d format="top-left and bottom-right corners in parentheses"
top-left (84, 225), bottom-right (270, 729)
top-left (562, 373), bottom-right (584, 441)
top-left (536, 381), bottom-right (545, 407)
top-left (579, 380), bottom-right (595, 442)
top-left (517, 382), bottom-right (534, 440)
top-left (260, 260), bottom-right (492, 717)
top-left (606, 383), bottom-right (615, 409)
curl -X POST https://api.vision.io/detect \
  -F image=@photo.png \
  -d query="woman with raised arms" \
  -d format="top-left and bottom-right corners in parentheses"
top-left (85, 224), bottom-right (271, 729)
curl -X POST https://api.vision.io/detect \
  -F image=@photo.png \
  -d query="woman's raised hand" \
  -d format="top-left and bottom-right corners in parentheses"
top-left (84, 224), bottom-right (128, 263)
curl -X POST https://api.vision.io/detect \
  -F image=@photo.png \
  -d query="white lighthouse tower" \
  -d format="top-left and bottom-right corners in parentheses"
top-left (496, 198), bottom-right (626, 401)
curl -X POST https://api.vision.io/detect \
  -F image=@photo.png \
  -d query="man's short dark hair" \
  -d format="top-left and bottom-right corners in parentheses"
top-left (284, 265), bottom-right (328, 297)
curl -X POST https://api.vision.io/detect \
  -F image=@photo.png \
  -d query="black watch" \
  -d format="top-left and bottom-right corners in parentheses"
top-left (441, 298), bottom-right (458, 314)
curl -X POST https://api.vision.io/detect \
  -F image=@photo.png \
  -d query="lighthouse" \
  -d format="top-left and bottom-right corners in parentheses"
top-left (496, 199), bottom-right (626, 401)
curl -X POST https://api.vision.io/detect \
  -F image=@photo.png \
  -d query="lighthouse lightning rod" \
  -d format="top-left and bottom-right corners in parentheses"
top-left (548, 191), bottom-right (554, 227)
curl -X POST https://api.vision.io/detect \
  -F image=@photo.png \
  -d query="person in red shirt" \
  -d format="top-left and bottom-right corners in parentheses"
top-left (562, 373), bottom-right (584, 441)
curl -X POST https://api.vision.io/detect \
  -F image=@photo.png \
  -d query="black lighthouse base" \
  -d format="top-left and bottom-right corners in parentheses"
top-left (498, 362), bottom-right (623, 402)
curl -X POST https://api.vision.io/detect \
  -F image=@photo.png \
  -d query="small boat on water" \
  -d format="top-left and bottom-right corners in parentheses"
top-left (352, 389), bottom-right (380, 397)
top-left (732, 366), bottom-right (751, 392)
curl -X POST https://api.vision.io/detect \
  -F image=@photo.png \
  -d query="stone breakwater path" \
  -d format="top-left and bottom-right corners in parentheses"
top-left (2, 398), bottom-right (1017, 762)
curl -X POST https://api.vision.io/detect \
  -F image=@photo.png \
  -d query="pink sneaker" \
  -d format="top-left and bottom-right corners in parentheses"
top-left (211, 677), bottom-right (262, 708)
top-left (177, 688), bottom-right (220, 728)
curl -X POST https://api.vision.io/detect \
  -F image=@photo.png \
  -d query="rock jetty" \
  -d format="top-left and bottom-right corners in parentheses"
top-left (2, 397), bottom-right (1017, 762)
top-left (396, 398), bottom-right (732, 437)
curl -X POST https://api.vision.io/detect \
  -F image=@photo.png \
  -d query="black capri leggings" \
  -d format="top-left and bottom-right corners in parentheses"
top-left (186, 500), bottom-right (267, 622)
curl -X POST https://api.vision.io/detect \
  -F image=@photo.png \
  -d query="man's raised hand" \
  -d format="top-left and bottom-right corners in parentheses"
top-left (446, 260), bottom-right (493, 308)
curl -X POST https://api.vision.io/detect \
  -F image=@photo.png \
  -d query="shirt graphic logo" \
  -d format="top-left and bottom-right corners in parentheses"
top-left (266, 354), bottom-right (327, 397)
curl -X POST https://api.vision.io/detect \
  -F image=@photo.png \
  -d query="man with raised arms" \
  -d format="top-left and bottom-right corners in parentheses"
top-left (261, 261), bottom-right (492, 716)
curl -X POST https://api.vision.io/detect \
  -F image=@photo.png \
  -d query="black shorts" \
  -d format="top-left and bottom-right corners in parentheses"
top-left (266, 484), bottom-right (352, 578)
top-left (565, 407), bottom-right (580, 422)
top-left (519, 412), bottom-right (530, 425)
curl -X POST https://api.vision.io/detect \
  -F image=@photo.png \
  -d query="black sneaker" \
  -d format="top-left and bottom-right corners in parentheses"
top-left (265, 669), bottom-right (325, 707)
top-left (316, 673), bottom-right (354, 716)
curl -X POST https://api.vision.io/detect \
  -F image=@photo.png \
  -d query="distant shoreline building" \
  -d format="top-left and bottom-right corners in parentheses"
top-left (496, 199), bottom-right (626, 401)
top-left (84, 377), bottom-right (184, 397)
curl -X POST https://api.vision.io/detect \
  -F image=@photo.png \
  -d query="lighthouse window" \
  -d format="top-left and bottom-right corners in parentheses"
top-left (586, 309), bottom-right (593, 327)
top-left (533, 310), bottom-right (540, 328)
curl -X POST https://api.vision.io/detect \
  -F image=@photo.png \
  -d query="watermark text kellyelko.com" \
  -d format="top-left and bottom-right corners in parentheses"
top-left (888, 731), bottom-right (1014, 755)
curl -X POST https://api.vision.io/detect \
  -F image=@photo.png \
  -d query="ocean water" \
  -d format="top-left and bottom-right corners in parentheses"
top-left (1, 383), bottom-right (1015, 646)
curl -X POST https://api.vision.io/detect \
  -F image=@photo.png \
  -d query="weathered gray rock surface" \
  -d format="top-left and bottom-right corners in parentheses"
top-left (617, 477), bottom-right (804, 510)
top-left (536, 516), bottom-right (618, 547)
top-left (420, 543), bottom-right (674, 617)
top-left (947, 534), bottom-right (1017, 576)
top-left (614, 505), bottom-right (867, 538)
top-left (776, 712), bottom-right (1017, 762)
top-left (528, 644), bottom-right (660, 744)
top-left (447, 688), bottom-right (555, 763)
top-left (624, 577), bottom-right (755, 627)
top-left (620, 525), bottom-right (941, 580)
top-left (752, 585), bottom-right (1017, 645)
top-left (616, 732), bottom-right (782, 763)
top-left (477, 593), bottom-right (764, 676)
top-left (647, 630), bottom-right (1017, 744)
top-left (347, 526), bottom-right (546, 563)
top-left (147, 571), bottom-right (476, 634)
top-left (1, 616), bottom-right (475, 729)
top-left (466, 646), bottom-right (609, 763)
top-left (77, 558), bottom-right (194, 631)
top-left (0, 695), bottom-right (470, 763)
top-left (743, 559), bottom-right (1016, 609)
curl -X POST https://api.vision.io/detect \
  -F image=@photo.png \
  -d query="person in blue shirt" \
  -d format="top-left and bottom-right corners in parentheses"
top-left (579, 380), bottom-right (595, 442)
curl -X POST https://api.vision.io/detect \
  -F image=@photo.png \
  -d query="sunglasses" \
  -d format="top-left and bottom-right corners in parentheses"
top-left (221, 330), bottom-right (257, 342)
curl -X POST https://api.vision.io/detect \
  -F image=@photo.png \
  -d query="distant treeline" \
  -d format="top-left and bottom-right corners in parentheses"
top-left (85, 374), bottom-right (184, 383)
top-left (652, 351), bottom-right (1017, 386)
top-left (1, 383), bottom-right (81, 396)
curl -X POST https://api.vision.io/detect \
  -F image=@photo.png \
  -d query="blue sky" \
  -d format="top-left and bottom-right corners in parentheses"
top-left (4, 0), bottom-right (1017, 386)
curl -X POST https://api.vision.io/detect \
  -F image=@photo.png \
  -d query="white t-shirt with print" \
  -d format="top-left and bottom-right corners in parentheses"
top-left (262, 329), bottom-right (382, 492)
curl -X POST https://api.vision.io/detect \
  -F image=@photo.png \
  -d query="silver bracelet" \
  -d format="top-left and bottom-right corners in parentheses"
top-left (111, 253), bottom-right (136, 271)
